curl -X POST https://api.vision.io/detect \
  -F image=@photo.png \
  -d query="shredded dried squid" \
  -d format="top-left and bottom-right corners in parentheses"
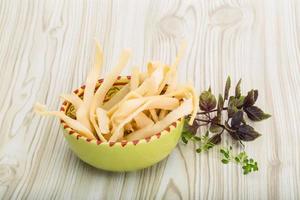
top-left (34, 40), bottom-right (198, 143)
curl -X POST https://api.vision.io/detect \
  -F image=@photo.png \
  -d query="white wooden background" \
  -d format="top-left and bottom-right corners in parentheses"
top-left (0, 0), bottom-right (299, 199)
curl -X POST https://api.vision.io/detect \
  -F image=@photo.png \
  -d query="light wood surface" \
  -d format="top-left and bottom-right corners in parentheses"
top-left (0, 0), bottom-right (299, 199)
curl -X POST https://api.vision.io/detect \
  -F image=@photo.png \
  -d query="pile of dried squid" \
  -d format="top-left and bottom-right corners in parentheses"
top-left (34, 41), bottom-right (198, 142)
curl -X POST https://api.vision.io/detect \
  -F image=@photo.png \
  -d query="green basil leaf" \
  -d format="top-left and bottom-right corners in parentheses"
top-left (222, 159), bottom-right (229, 164)
top-left (209, 116), bottom-right (222, 133)
top-left (224, 76), bottom-right (231, 100)
top-left (228, 97), bottom-right (238, 118)
top-left (217, 94), bottom-right (224, 119)
top-left (235, 79), bottom-right (242, 98)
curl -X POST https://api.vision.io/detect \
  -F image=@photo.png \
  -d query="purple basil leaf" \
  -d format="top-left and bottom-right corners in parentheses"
top-left (209, 134), bottom-right (222, 145)
top-left (236, 124), bottom-right (261, 141)
top-left (244, 106), bottom-right (271, 121)
top-left (243, 90), bottom-right (258, 108)
top-left (231, 111), bottom-right (243, 129)
top-left (229, 130), bottom-right (240, 140)
top-left (199, 91), bottom-right (217, 111)
top-left (184, 119), bottom-right (200, 134)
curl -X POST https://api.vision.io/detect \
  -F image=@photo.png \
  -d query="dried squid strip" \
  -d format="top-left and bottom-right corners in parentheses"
top-left (126, 98), bottom-right (193, 141)
top-left (60, 94), bottom-right (83, 110)
top-left (34, 103), bottom-right (95, 139)
top-left (96, 107), bottom-right (110, 134)
top-left (130, 67), bottom-right (140, 91)
top-left (107, 79), bottom-right (156, 116)
top-left (76, 106), bottom-right (93, 132)
top-left (83, 41), bottom-right (103, 107)
top-left (102, 84), bottom-right (130, 110)
top-left (108, 64), bottom-right (167, 112)
top-left (149, 109), bottom-right (159, 122)
top-left (134, 112), bottom-right (154, 129)
top-left (171, 40), bottom-right (187, 70)
top-left (109, 97), bottom-right (180, 142)
top-left (89, 49), bottom-right (131, 141)
top-left (112, 96), bottom-right (179, 121)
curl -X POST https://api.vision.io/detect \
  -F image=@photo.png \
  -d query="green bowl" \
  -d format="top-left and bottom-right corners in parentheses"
top-left (60, 76), bottom-right (184, 172)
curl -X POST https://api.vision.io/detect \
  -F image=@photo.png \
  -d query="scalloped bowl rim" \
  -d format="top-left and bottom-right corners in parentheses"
top-left (60, 76), bottom-right (183, 148)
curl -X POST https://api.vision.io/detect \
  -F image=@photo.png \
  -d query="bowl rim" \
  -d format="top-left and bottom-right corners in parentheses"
top-left (60, 76), bottom-right (183, 147)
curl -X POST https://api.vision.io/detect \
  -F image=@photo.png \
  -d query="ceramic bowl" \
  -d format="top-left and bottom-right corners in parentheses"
top-left (60, 76), bottom-right (184, 172)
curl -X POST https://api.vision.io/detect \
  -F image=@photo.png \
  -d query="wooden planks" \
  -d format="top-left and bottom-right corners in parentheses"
top-left (0, 0), bottom-right (299, 199)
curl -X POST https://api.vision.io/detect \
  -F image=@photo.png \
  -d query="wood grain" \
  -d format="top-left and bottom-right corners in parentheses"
top-left (0, 0), bottom-right (299, 199)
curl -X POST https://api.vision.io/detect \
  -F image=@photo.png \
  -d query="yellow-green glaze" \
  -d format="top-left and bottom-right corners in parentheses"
top-left (60, 77), bottom-right (184, 172)
top-left (62, 119), bottom-right (183, 172)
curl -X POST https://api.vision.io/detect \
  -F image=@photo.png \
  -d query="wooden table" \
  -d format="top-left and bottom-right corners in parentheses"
top-left (0, 0), bottom-right (299, 199)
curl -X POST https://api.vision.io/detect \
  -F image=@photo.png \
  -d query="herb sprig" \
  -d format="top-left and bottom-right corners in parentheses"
top-left (220, 146), bottom-right (258, 175)
top-left (182, 76), bottom-right (271, 175)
